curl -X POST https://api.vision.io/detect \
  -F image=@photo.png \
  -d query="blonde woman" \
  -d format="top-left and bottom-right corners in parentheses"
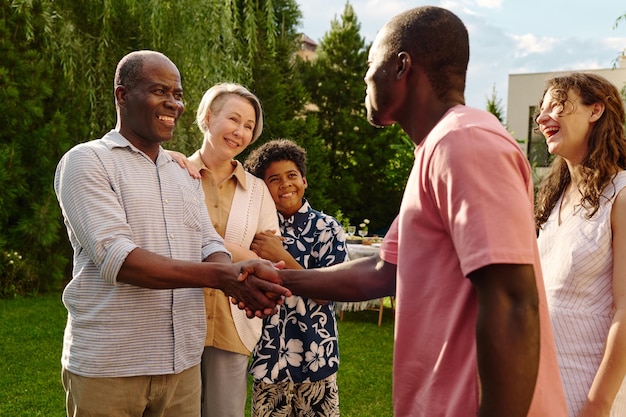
top-left (170, 83), bottom-right (278, 417)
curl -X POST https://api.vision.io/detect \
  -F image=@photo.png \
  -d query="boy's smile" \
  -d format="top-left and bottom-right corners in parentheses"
top-left (263, 160), bottom-right (307, 218)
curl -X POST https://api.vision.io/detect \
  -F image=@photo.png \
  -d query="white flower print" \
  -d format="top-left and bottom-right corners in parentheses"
top-left (249, 200), bottom-right (345, 383)
top-left (249, 362), bottom-right (269, 380)
top-left (278, 338), bottom-right (304, 371)
top-left (305, 341), bottom-right (327, 372)
top-left (285, 294), bottom-right (307, 315)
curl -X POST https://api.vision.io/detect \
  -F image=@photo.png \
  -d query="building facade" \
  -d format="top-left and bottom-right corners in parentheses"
top-left (297, 34), bottom-right (317, 61)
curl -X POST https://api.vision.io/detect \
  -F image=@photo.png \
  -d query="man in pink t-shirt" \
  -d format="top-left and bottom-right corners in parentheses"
top-left (379, 104), bottom-right (565, 416)
top-left (243, 6), bottom-right (568, 417)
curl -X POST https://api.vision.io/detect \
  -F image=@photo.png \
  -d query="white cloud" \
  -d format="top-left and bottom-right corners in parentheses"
top-left (603, 37), bottom-right (626, 52)
top-left (439, 0), bottom-right (464, 9)
top-left (440, 0), bottom-right (501, 18)
top-left (567, 59), bottom-right (605, 70)
top-left (511, 34), bottom-right (560, 58)
top-left (475, 0), bottom-right (502, 9)
top-left (296, 0), bottom-right (626, 108)
top-left (440, 0), bottom-right (478, 17)
top-left (352, 0), bottom-right (416, 42)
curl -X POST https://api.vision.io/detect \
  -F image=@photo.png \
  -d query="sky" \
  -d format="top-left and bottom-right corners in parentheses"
top-left (295, 0), bottom-right (626, 118)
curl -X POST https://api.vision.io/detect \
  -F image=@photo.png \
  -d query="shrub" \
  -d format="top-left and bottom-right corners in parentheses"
top-left (0, 250), bottom-right (38, 298)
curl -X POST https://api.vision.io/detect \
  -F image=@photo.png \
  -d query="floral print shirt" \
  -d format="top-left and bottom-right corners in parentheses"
top-left (249, 199), bottom-right (348, 383)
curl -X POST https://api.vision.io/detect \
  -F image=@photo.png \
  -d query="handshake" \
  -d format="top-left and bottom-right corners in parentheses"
top-left (229, 259), bottom-right (290, 318)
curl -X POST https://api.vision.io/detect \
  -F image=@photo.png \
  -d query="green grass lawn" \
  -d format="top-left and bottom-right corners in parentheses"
top-left (0, 293), bottom-right (393, 417)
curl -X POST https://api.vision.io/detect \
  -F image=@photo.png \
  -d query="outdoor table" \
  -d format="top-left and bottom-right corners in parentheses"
top-left (346, 242), bottom-right (380, 259)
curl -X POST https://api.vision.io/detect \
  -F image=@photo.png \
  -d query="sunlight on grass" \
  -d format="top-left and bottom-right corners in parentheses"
top-left (0, 294), bottom-right (394, 417)
top-left (0, 293), bottom-right (66, 416)
top-left (335, 308), bottom-right (394, 417)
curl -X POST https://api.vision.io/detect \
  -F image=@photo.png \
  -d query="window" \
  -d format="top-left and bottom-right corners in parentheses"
top-left (526, 105), bottom-right (551, 167)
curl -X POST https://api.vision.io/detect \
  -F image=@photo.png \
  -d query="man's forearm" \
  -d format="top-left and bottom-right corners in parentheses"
top-left (118, 247), bottom-right (290, 316)
top-left (279, 255), bottom-right (396, 302)
top-left (117, 247), bottom-right (233, 289)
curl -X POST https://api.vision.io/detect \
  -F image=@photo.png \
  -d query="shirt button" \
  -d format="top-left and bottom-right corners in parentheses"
top-left (164, 198), bottom-right (169, 204)
top-left (170, 233), bottom-right (175, 239)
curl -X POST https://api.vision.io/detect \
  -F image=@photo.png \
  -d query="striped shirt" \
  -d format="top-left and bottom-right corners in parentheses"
top-left (538, 171), bottom-right (626, 416)
top-left (54, 130), bottom-right (227, 377)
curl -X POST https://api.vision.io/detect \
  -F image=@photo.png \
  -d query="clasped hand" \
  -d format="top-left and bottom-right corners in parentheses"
top-left (230, 259), bottom-right (288, 318)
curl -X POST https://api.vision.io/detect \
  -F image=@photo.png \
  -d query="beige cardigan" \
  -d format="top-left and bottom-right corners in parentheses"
top-left (224, 168), bottom-right (279, 351)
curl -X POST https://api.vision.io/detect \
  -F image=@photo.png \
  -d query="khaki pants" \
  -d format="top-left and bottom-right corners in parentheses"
top-left (62, 365), bottom-right (201, 417)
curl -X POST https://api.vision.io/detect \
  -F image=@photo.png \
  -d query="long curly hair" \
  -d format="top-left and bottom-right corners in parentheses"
top-left (535, 72), bottom-right (626, 229)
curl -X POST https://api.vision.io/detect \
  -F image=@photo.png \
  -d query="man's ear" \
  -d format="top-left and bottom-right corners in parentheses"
top-left (302, 176), bottom-right (308, 189)
top-left (115, 85), bottom-right (128, 108)
top-left (396, 51), bottom-right (411, 80)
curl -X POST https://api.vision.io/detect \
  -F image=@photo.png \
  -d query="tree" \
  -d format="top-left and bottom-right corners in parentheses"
top-left (486, 84), bottom-right (506, 125)
top-left (246, 0), bottom-right (311, 143)
top-left (48, 0), bottom-right (274, 153)
top-left (0, 0), bottom-right (287, 295)
top-left (0, 0), bottom-right (78, 294)
top-left (298, 2), bottom-right (412, 232)
top-left (612, 14), bottom-right (626, 69)
top-left (244, 0), bottom-right (334, 208)
top-left (1, 0), bottom-right (417, 294)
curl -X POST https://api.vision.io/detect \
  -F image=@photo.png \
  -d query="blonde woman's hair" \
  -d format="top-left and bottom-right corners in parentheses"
top-left (196, 83), bottom-right (264, 143)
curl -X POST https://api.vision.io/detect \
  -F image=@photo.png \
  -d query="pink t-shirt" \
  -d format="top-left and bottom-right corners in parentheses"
top-left (379, 105), bottom-right (567, 417)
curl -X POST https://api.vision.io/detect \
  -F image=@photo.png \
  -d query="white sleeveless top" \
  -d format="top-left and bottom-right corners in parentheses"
top-left (538, 170), bottom-right (626, 417)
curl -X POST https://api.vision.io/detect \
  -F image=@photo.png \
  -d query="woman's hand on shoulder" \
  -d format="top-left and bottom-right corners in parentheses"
top-left (166, 150), bottom-right (200, 179)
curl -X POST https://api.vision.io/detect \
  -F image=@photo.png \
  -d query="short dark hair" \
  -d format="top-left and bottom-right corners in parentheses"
top-left (384, 6), bottom-right (469, 101)
top-left (114, 50), bottom-right (169, 92)
top-left (244, 139), bottom-right (307, 179)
